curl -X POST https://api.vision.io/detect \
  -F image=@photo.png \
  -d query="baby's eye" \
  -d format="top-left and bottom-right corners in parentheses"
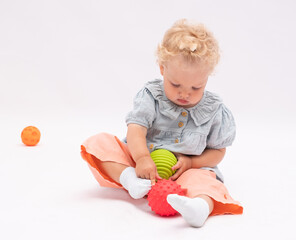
top-left (192, 87), bottom-right (200, 90)
top-left (171, 83), bottom-right (180, 88)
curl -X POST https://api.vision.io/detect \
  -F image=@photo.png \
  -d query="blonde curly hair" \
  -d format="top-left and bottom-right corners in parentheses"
top-left (156, 19), bottom-right (220, 72)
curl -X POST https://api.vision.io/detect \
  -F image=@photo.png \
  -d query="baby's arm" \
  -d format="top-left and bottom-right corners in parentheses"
top-left (171, 148), bottom-right (225, 180)
top-left (191, 148), bottom-right (226, 168)
top-left (126, 123), bottom-right (160, 185)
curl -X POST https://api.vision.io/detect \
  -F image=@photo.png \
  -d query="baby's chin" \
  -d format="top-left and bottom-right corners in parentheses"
top-left (179, 103), bottom-right (196, 108)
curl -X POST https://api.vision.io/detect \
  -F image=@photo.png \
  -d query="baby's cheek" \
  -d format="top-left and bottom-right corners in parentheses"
top-left (192, 92), bottom-right (204, 103)
top-left (165, 89), bottom-right (177, 102)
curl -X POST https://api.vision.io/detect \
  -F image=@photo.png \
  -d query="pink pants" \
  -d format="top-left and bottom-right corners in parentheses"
top-left (81, 132), bottom-right (243, 216)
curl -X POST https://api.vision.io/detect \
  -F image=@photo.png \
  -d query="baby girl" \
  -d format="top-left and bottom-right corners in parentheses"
top-left (81, 19), bottom-right (243, 227)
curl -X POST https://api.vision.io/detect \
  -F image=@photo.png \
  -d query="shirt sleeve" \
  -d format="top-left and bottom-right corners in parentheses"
top-left (125, 88), bottom-right (156, 129)
top-left (206, 104), bottom-right (236, 149)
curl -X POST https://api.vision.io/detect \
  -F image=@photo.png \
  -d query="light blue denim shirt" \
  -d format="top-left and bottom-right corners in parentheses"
top-left (125, 79), bottom-right (236, 182)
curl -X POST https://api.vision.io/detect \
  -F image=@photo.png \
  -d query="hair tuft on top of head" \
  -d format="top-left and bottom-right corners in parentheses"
top-left (156, 19), bottom-right (220, 73)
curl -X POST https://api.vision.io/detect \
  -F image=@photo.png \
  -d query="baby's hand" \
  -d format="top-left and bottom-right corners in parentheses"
top-left (135, 156), bottom-right (161, 185)
top-left (170, 153), bottom-right (192, 180)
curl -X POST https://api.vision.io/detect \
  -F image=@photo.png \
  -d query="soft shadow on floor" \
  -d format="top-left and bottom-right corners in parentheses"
top-left (77, 186), bottom-right (186, 218)
top-left (77, 187), bottom-right (154, 214)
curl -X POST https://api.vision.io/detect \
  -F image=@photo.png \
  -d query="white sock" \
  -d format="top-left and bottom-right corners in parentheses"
top-left (167, 194), bottom-right (210, 227)
top-left (119, 167), bottom-right (151, 199)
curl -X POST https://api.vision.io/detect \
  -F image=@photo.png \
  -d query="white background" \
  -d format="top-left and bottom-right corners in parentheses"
top-left (1, 0), bottom-right (295, 239)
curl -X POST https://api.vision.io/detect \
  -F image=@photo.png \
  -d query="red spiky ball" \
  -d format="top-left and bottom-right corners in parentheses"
top-left (147, 179), bottom-right (187, 216)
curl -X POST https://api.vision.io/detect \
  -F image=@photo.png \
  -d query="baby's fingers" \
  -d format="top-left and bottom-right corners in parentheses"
top-left (171, 161), bottom-right (182, 171)
top-left (150, 167), bottom-right (162, 185)
top-left (156, 172), bottom-right (162, 180)
top-left (170, 168), bottom-right (184, 181)
top-left (150, 170), bottom-right (156, 186)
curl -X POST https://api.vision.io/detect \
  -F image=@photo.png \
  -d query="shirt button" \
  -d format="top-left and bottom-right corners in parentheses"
top-left (178, 122), bottom-right (184, 128)
top-left (181, 111), bottom-right (187, 117)
top-left (175, 139), bottom-right (179, 143)
top-left (149, 144), bottom-right (154, 149)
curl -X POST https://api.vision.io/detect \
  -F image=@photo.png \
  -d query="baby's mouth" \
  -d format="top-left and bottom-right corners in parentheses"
top-left (177, 99), bottom-right (189, 104)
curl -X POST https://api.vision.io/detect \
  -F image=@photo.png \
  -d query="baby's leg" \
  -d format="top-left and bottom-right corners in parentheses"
top-left (81, 133), bottom-right (151, 199)
top-left (167, 194), bottom-right (213, 227)
top-left (197, 194), bottom-right (214, 212)
top-left (99, 162), bottom-right (151, 199)
top-left (97, 161), bottom-right (127, 184)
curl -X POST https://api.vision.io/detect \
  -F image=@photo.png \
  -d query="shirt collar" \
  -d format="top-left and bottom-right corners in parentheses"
top-left (145, 79), bottom-right (222, 126)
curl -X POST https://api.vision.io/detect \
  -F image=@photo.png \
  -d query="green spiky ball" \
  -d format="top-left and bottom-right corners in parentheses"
top-left (150, 149), bottom-right (177, 179)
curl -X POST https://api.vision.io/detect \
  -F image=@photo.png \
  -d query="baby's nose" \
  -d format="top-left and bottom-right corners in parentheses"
top-left (180, 90), bottom-right (190, 99)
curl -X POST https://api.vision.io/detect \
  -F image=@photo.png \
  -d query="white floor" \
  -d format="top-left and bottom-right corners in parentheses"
top-left (1, 114), bottom-right (295, 240)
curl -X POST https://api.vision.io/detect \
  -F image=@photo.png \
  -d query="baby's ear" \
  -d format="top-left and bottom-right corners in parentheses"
top-left (159, 64), bottom-right (164, 76)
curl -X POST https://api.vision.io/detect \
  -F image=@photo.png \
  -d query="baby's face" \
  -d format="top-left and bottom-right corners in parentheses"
top-left (160, 56), bottom-right (210, 108)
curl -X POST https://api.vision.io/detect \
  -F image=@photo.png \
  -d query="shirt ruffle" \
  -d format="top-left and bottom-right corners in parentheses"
top-left (145, 79), bottom-right (223, 126)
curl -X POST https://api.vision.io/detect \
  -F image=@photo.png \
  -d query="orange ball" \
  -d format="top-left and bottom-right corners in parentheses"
top-left (21, 126), bottom-right (41, 146)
